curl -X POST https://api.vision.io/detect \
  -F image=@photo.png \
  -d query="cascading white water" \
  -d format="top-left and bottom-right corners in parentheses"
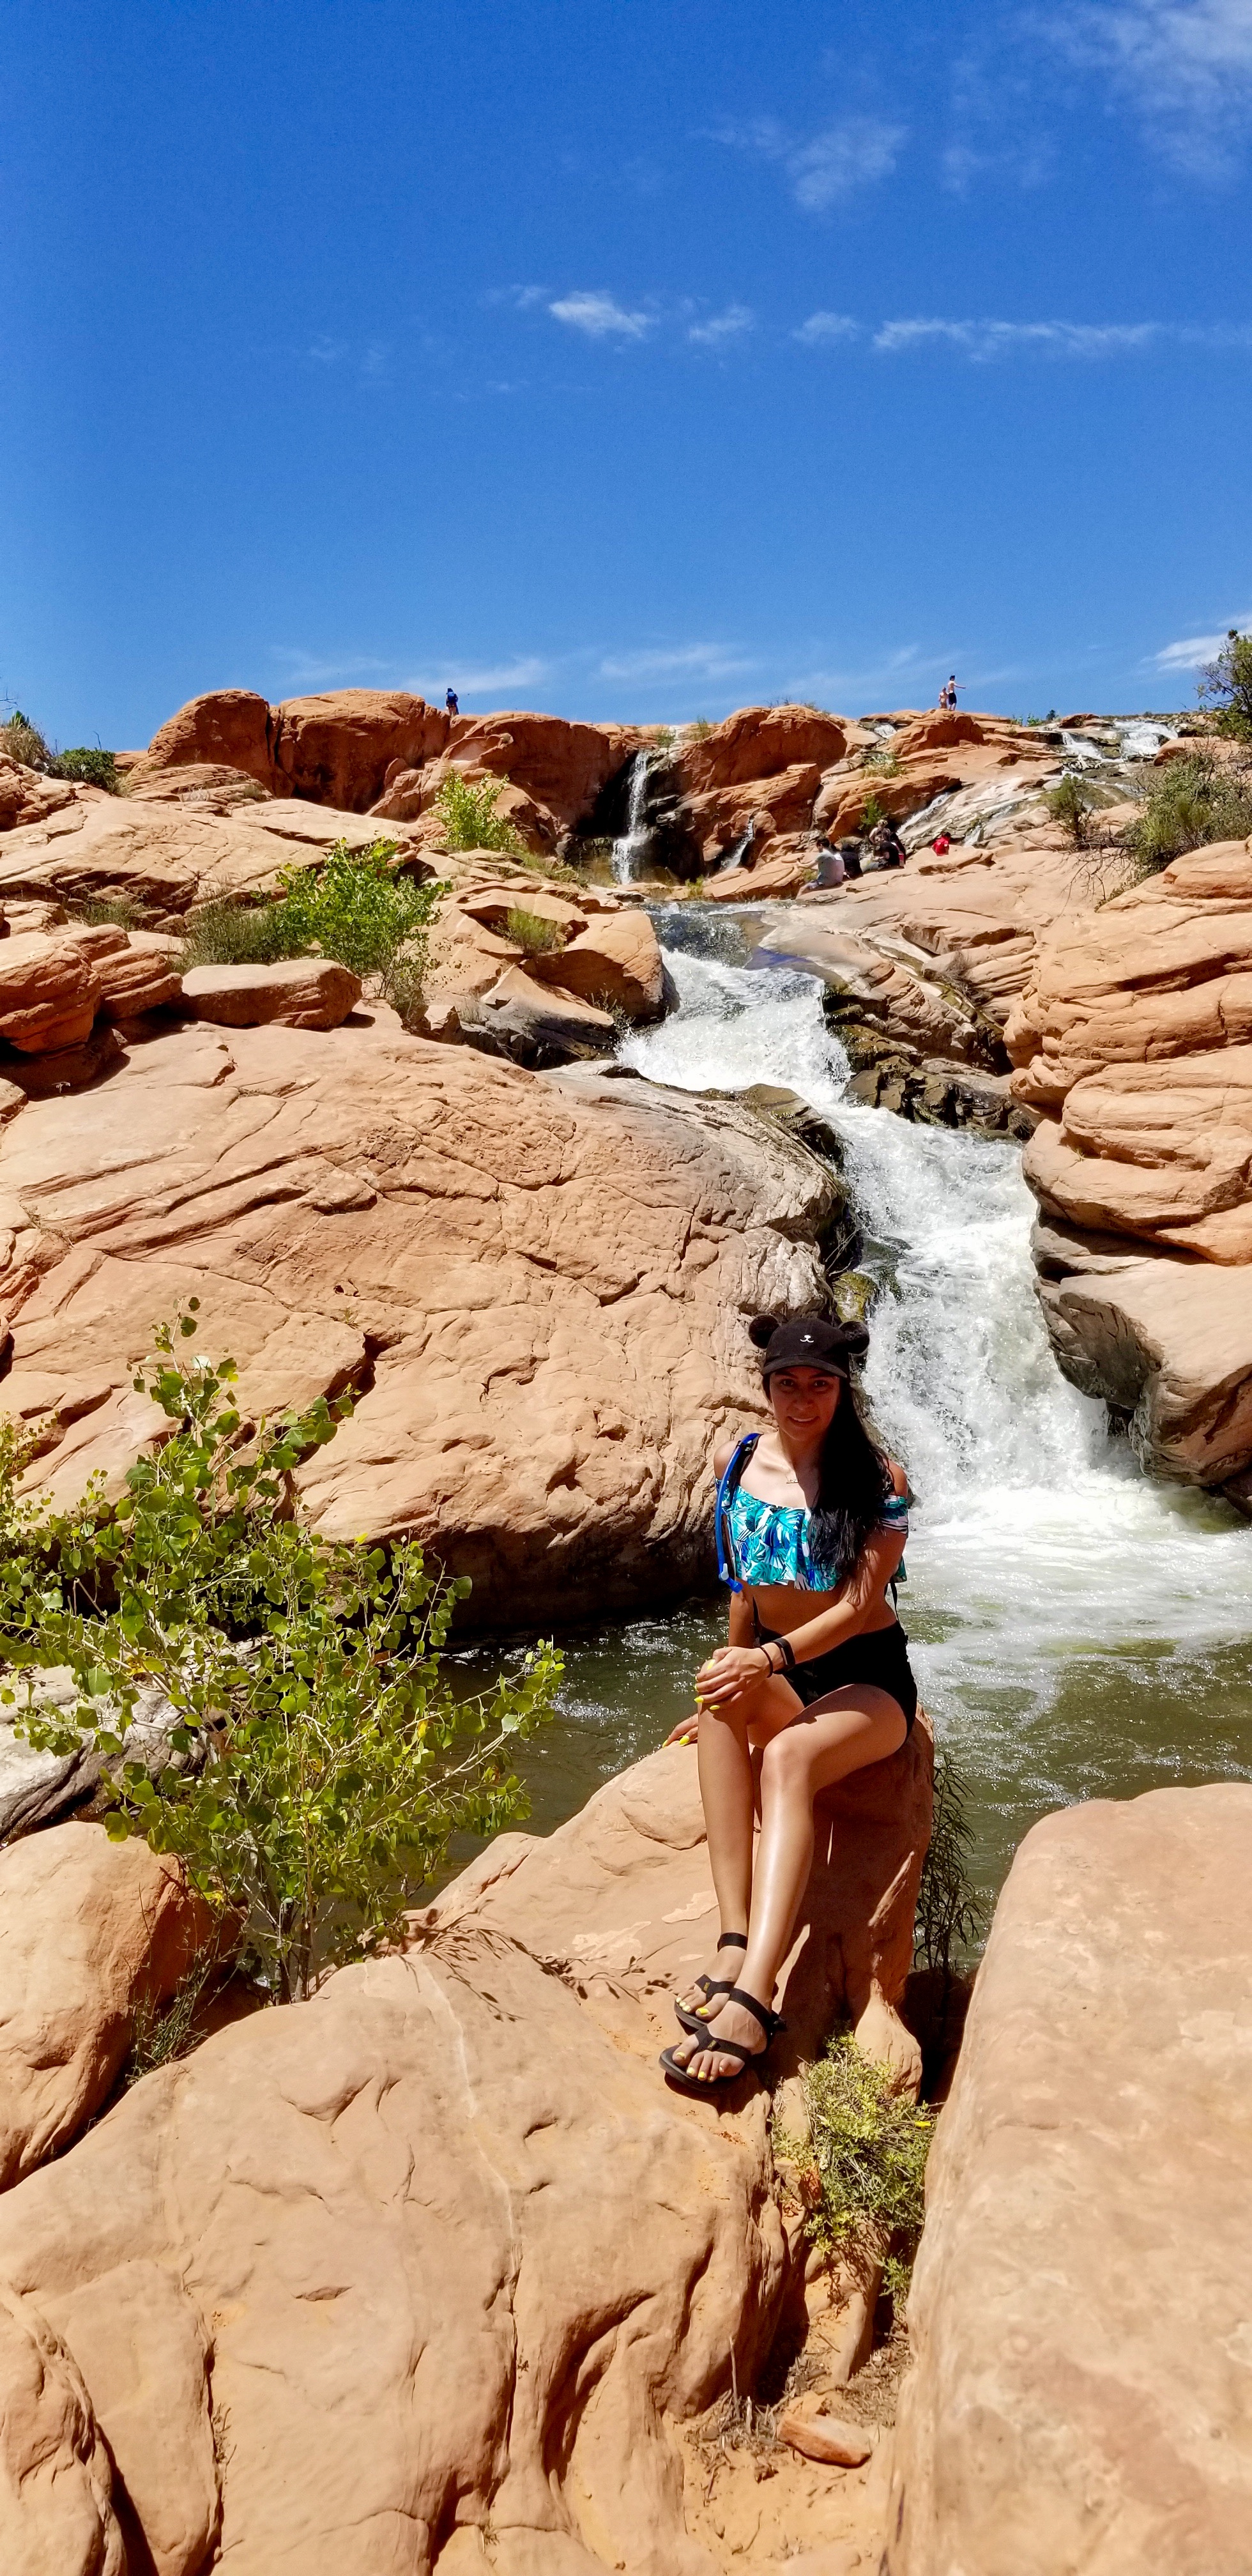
top-left (622, 929), bottom-right (1252, 1876)
top-left (611, 751), bottom-right (653, 884)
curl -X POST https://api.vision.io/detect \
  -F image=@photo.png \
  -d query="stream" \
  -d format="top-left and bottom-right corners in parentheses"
top-left (456, 908), bottom-right (1252, 1917)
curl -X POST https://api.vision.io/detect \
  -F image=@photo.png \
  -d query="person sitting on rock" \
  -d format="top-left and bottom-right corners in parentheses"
top-left (659, 1313), bottom-right (915, 2096)
top-left (931, 831), bottom-right (951, 855)
top-left (814, 839), bottom-right (846, 889)
top-left (838, 837), bottom-right (864, 879)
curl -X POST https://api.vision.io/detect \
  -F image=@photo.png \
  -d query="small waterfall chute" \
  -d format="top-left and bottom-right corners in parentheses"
top-left (611, 751), bottom-right (655, 884)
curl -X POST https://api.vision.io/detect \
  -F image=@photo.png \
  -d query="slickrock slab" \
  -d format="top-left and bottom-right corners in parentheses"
top-left (890, 1785), bottom-right (1252, 2576)
top-left (471, 961), bottom-right (617, 1062)
top-left (530, 903), bottom-right (667, 1019)
top-left (0, 1022), bottom-right (836, 1623)
top-left (0, 754), bottom-right (77, 834)
top-left (181, 956), bottom-right (362, 1028)
top-left (0, 1919), bottom-right (785, 2576)
top-left (0, 793), bottom-right (431, 926)
top-left (0, 1822), bottom-right (209, 2186)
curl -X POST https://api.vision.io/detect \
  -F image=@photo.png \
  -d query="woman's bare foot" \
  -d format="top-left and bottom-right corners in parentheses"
top-left (675, 1934), bottom-right (746, 2017)
top-left (667, 1991), bottom-right (772, 2082)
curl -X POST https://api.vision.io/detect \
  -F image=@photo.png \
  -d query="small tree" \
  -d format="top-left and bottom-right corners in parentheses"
top-left (1044, 773), bottom-right (1096, 848)
top-left (434, 773), bottom-right (525, 854)
top-left (1, 1314), bottom-right (560, 2000)
top-left (1198, 629), bottom-right (1252, 742)
top-left (1126, 750), bottom-right (1252, 875)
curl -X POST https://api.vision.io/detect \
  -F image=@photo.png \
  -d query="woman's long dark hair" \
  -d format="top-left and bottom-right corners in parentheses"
top-left (749, 1312), bottom-right (894, 1577)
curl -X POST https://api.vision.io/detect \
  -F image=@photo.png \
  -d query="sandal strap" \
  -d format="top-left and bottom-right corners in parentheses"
top-left (719, 1985), bottom-right (786, 2042)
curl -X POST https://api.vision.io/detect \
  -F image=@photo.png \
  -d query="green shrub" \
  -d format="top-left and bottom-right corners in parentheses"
top-left (913, 1745), bottom-right (986, 1977)
top-left (650, 726), bottom-right (676, 751)
top-left (72, 896), bottom-right (139, 930)
top-left (433, 773), bottom-right (524, 854)
top-left (1198, 629), bottom-right (1252, 742)
top-left (864, 746), bottom-right (901, 779)
top-left (788, 2037), bottom-right (934, 2299)
top-left (180, 841), bottom-right (447, 1019)
top-left (1044, 772), bottom-right (1096, 848)
top-left (859, 792), bottom-right (887, 832)
top-left (1126, 751), bottom-right (1252, 875)
top-left (687, 718), bottom-right (713, 742)
top-left (1, 1312), bottom-right (561, 2002)
top-left (505, 905), bottom-right (565, 956)
top-left (52, 747), bottom-right (118, 790)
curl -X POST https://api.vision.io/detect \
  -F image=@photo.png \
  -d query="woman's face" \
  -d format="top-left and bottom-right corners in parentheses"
top-left (768, 1366), bottom-right (842, 1442)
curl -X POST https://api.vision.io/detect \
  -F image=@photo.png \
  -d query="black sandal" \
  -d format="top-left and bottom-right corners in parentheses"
top-left (673, 1933), bottom-right (748, 2036)
top-left (659, 1987), bottom-right (786, 2096)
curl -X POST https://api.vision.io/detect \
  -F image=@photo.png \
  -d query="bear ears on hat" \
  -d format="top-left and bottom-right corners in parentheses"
top-left (747, 1312), bottom-right (870, 1360)
top-left (747, 1314), bottom-right (781, 1350)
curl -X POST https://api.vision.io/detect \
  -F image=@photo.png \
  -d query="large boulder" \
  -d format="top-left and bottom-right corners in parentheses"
top-left (890, 1784), bottom-right (1252, 2576)
top-left (1008, 839), bottom-right (1252, 1487)
top-left (0, 1736), bottom-right (929, 2574)
top-left (0, 1823), bottom-right (208, 2188)
top-left (0, 931), bottom-right (102, 1054)
top-left (0, 755), bottom-right (78, 834)
top-left (181, 957), bottom-right (362, 1029)
top-left (139, 689), bottom-right (279, 792)
top-left (0, 1021), bottom-right (837, 1623)
top-left (528, 905), bottom-right (668, 1020)
top-left (273, 690), bottom-right (448, 809)
top-left (0, 794), bottom-right (432, 928)
top-left (673, 706), bottom-right (847, 795)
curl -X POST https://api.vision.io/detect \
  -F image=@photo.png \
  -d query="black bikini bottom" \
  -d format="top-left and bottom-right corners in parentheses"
top-left (756, 1619), bottom-right (917, 1731)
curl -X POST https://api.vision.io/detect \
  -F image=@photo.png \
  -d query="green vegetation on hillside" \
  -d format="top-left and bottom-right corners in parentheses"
top-left (505, 905), bottom-right (566, 956)
top-left (1126, 751), bottom-right (1252, 875)
top-left (1044, 773), bottom-right (1097, 848)
top-left (179, 839), bottom-right (446, 1020)
top-left (434, 772), bottom-right (525, 854)
top-left (0, 710), bottom-right (119, 792)
top-left (1198, 629), bottom-right (1252, 742)
top-left (1, 1313), bottom-right (560, 2003)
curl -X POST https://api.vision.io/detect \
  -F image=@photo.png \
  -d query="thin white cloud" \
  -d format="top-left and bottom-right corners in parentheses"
top-left (708, 114), bottom-right (905, 211)
top-left (688, 303), bottom-right (755, 347)
top-left (1050, 1), bottom-right (1252, 173)
top-left (1152, 615), bottom-right (1252, 670)
top-left (794, 311), bottom-right (861, 346)
top-left (873, 315), bottom-right (1252, 358)
top-left (789, 117), bottom-right (906, 209)
top-left (269, 648), bottom-right (395, 689)
top-left (547, 291), bottom-right (652, 340)
top-left (407, 656), bottom-right (551, 699)
top-left (596, 644), bottom-right (755, 683)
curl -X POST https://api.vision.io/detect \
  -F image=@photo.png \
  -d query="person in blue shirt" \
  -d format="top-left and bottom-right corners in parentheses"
top-left (445, 687), bottom-right (459, 717)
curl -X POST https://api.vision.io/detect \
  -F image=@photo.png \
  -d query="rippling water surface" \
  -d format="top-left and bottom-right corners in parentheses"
top-left (455, 910), bottom-right (1252, 1909)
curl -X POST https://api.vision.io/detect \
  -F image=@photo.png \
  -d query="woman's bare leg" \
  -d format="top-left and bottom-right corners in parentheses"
top-left (671, 1685), bottom-right (907, 2078)
top-left (676, 1675), bottom-right (799, 2011)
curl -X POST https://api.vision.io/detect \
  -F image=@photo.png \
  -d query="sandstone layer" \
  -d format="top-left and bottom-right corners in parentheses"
top-left (0, 1015), bottom-right (839, 1623)
top-left (1006, 838), bottom-right (1252, 1492)
top-left (0, 1738), bottom-right (930, 2575)
top-left (890, 1784), bottom-right (1252, 2576)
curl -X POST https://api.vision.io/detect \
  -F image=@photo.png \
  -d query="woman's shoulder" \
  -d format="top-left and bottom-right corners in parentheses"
top-left (714, 1427), bottom-right (760, 1479)
top-left (885, 1455), bottom-right (908, 1497)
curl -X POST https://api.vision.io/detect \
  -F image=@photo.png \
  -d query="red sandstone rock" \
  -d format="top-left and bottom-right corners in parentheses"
top-left (0, 1824), bottom-right (210, 2188)
top-left (890, 1785), bottom-right (1252, 2575)
top-left (181, 957), bottom-right (362, 1029)
top-left (0, 795), bottom-right (432, 927)
top-left (142, 687), bottom-right (277, 790)
top-left (445, 709), bottom-right (641, 828)
top-left (0, 1024), bottom-right (838, 1622)
top-left (674, 705), bottom-right (847, 795)
top-left (0, 932), bottom-right (102, 1054)
top-left (779, 2411), bottom-right (873, 2468)
top-left (0, 756), bottom-right (79, 835)
top-left (530, 903), bottom-right (667, 1018)
top-left (273, 690), bottom-right (448, 809)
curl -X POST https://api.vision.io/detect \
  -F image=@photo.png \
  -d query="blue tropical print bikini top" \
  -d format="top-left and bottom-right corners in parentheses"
top-left (716, 1433), bottom-right (909, 1594)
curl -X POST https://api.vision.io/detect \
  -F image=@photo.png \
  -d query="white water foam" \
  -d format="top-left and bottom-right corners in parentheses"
top-left (622, 939), bottom-right (1252, 1804)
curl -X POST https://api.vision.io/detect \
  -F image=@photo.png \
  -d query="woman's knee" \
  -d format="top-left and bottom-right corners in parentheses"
top-left (758, 1724), bottom-right (814, 1798)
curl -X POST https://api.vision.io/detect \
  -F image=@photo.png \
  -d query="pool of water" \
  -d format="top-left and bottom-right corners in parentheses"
top-left (450, 911), bottom-right (1252, 1917)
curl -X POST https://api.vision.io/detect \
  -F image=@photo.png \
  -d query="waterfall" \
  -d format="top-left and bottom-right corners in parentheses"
top-left (622, 927), bottom-right (1252, 1827)
top-left (611, 752), bottom-right (653, 884)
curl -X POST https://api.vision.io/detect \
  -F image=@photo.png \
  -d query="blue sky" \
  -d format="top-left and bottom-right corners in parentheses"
top-left (3, 0), bottom-right (1252, 743)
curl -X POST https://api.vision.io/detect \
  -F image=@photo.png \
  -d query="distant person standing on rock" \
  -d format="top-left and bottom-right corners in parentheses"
top-left (657, 1312), bottom-right (915, 2095)
top-left (445, 687), bottom-right (459, 717)
top-left (945, 675), bottom-right (958, 712)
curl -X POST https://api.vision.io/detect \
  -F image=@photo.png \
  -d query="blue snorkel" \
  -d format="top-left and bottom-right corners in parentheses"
top-left (715, 1434), bottom-right (759, 1591)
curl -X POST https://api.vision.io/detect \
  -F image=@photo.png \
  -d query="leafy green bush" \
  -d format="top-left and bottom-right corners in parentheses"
top-left (50, 746), bottom-right (119, 792)
top-left (1198, 629), bottom-right (1252, 742)
top-left (1126, 751), bottom-right (1252, 875)
top-left (1, 1313), bottom-right (561, 2002)
top-left (433, 773), bottom-right (524, 854)
top-left (181, 840), bottom-right (447, 1020)
top-left (72, 896), bottom-right (139, 930)
top-left (687, 718), bottom-right (713, 742)
top-left (859, 792), bottom-right (887, 832)
top-left (913, 1745), bottom-right (986, 1977)
top-left (790, 2037), bottom-right (934, 2299)
top-left (864, 746), bottom-right (901, 779)
top-left (505, 905), bottom-right (565, 956)
top-left (1044, 772), bottom-right (1097, 848)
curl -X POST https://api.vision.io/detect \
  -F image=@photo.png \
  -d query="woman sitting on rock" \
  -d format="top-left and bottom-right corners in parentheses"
top-left (660, 1313), bottom-right (915, 2096)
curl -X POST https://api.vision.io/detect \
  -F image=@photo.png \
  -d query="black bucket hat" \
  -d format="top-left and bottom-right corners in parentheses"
top-left (748, 1312), bottom-right (869, 1382)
